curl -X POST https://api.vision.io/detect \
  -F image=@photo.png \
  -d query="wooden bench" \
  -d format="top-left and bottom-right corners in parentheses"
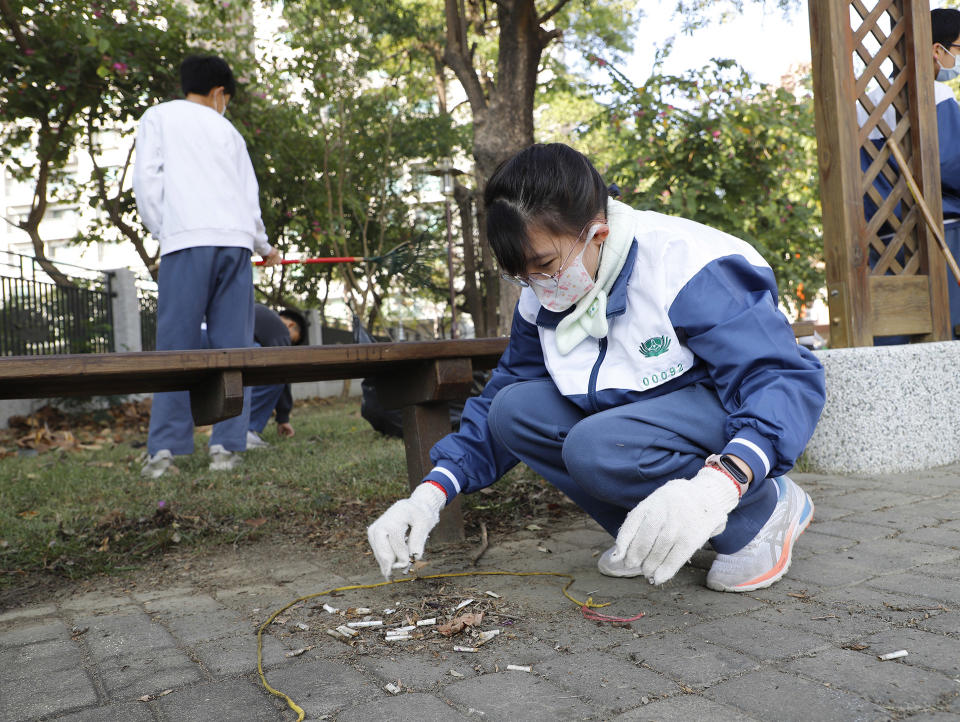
top-left (0, 338), bottom-right (509, 543)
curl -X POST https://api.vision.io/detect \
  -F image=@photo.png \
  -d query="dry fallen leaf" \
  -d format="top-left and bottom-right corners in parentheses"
top-left (437, 612), bottom-right (484, 637)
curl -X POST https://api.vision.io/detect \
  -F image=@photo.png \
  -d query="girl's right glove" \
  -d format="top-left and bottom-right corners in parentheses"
top-left (367, 483), bottom-right (446, 580)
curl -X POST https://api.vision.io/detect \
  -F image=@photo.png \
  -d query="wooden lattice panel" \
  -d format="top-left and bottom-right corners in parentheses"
top-left (852, 0), bottom-right (922, 276)
top-left (810, 0), bottom-right (950, 346)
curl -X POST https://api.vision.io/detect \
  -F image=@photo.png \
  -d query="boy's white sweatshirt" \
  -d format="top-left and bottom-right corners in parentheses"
top-left (133, 99), bottom-right (271, 258)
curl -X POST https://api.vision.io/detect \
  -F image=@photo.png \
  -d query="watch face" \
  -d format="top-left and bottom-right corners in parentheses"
top-left (719, 456), bottom-right (748, 484)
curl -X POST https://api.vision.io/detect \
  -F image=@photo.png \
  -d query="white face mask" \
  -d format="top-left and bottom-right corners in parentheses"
top-left (530, 223), bottom-right (602, 312)
top-left (937, 44), bottom-right (960, 82)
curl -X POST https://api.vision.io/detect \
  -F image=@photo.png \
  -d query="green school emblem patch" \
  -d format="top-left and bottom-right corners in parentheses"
top-left (639, 335), bottom-right (671, 358)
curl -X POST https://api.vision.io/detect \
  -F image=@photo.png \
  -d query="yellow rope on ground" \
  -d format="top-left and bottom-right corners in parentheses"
top-left (257, 570), bottom-right (610, 721)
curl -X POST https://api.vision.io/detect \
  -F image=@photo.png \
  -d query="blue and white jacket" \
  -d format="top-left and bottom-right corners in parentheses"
top-left (423, 203), bottom-right (826, 503)
top-left (860, 81), bottom-right (960, 221)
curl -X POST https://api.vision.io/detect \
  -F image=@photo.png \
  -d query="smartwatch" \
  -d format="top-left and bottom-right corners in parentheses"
top-left (718, 454), bottom-right (750, 486)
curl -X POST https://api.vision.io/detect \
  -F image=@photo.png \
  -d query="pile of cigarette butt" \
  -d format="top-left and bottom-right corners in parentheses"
top-left (266, 586), bottom-right (537, 687)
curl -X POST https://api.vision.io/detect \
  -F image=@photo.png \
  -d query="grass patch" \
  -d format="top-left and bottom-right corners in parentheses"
top-left (0, 396), bottom-right (573, 588)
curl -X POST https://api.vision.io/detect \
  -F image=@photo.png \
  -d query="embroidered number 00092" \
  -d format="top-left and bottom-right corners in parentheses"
top-left (640, 361), bottom-right (683, 387)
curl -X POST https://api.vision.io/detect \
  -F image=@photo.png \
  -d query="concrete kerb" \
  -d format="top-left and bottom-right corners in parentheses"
top-left (805, 340), bottom-right (960, 475)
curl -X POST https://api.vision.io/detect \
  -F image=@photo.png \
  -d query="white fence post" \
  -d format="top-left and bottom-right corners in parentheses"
top-left (107, 268), bottom-right (142, 353)
top-left (305, 308), bottom-right (322, 345)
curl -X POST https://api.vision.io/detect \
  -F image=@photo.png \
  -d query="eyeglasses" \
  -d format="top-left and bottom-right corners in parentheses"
top-left (500, 225), bottom-right (594, 290)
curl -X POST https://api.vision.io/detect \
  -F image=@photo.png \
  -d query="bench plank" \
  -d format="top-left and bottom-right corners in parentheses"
top-left (0, 339), bottom-right (508, 400)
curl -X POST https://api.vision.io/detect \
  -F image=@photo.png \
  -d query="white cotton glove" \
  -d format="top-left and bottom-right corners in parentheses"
top-left (367, 483), bottom-right (446, 580)
top-left (610, 466), bottom-right (742, 586)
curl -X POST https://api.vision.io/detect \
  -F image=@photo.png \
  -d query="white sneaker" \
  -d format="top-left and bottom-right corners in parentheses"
top-left (141, 449), bottom-right (173, 479)
top-left (597, 546), bottom-right (644, 578)
top-left (706, 475), bottom-right (814, 593)
top-left (209, 444), bottom-right (242, 471)
top-left (246, 430), bottom-right (270, 449)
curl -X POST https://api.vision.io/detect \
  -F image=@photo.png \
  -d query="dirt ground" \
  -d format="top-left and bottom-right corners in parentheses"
top-left (0, 497), bottom-right (587, 615)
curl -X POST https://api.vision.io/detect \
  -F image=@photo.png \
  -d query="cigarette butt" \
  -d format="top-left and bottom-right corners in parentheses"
top-left (416, 618), bottom-right (437, 627)
top-left (484, 591), bottom-right (501, 598)
top-left (335, 625), bottom-right (359, 637)
top-left (384, 682), bottom-right (402, 695)
top-left (476, 629), bottom-right (501, 645)
top-left (295, 622), bottom-right (310, 631)
top-left (506, 664), bottom-right (531, 672)
top-left (454, 645), bottom-right (479, 652)
top-left (347, 620), bottom-right (383, 628)
top-left (385, 634), bottom-right (411, 642)
top-left (392, 625), bottom-right (416, 632)
top-left (322, 604), bottom-right (339, 614)
top-left (349, 607), bottom-right (372, 615)
top-left (285, 646), bottom-right (314, 657)
top-left (454, 599), bottom-right (475, 611)
top-left (449, 669), bottom-right (465, 677)
top-left (878, 650), bottom-right (908, 661)
top-left (383, 608), bottom-right (397, 614)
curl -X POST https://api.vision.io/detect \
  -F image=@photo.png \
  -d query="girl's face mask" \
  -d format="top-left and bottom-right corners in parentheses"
top-left (528, 223), bottom-right (602, 312)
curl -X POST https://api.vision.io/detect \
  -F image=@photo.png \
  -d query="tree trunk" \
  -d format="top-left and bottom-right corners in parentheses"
top-left (443, 0), bottom-right (567, 335)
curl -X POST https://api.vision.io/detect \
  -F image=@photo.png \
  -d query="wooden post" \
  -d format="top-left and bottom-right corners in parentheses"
top-left (810, 0), bottom-right (872, 347)
top-left (189, 369), bottom-right (244, 426)
top-left (903, 3), bottom-right (952, 341)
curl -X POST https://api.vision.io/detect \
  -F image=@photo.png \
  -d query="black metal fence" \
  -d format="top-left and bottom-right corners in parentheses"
top-left (0, 253), bottom-right (114, 356)
top-left (139, 289), bottom-right (157, 351)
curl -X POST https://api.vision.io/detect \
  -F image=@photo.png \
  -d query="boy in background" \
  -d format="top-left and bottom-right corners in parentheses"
top-left (134, 54), bottom-right (280, 478)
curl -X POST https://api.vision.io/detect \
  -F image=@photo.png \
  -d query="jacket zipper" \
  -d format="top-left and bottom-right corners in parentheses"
top-left (587, 336), bottom-right (607, 411)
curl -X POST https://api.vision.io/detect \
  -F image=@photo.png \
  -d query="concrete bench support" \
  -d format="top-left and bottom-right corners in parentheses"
top-left (804, 341), bottom-right (960, 474)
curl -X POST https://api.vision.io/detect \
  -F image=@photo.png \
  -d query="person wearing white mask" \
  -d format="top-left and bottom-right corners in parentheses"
top-left (367, 143), bottom-right (825, 593)
top-left (134, 55), bottom-right (280, 478)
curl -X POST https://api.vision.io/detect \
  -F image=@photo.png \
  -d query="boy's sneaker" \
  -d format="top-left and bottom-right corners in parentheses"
top-left (141, 449), bottom-right (173, 478)
top-left (209, 444), bottom-right (242, 471)
top-left (706, 475), bottom-right (813, 593)
top-left (246, 430), bottom-right (270, 449)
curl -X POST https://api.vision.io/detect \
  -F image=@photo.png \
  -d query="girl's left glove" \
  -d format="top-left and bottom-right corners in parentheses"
top-left (367, 483), bottom-right (446, 580)
top-left (609, 466), bottom-right (741, 585)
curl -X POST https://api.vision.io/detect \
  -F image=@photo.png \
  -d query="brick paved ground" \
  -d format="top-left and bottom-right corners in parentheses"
top-left (1, 466), bottom-right (959, 721)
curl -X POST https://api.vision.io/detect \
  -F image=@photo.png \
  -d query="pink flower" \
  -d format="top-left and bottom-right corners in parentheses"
top-left (597, 58), bottom-right (607, 67)
top-left (113, 62), bottom-right (128, 73)
top-left (712, 130), bottom-right (721, 139)
top-left (24, 48), bottom-right (35, 56)
top-left (93, 9), bottom-right (102, 17)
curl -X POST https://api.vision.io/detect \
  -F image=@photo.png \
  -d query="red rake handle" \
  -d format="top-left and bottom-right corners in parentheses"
top-left (254, 257), bottom-right (365, 266)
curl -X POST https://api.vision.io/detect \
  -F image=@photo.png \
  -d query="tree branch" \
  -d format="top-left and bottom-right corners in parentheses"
top-left (0, 0), bottom-right (31, 51)
top-left (443, 0), bottom-right (487, 113)
top-left (538, 0), bottom-right (571, 26)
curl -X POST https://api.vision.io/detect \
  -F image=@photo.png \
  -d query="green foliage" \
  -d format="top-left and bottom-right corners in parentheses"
top-left (579, 58), bottom-right (822, 315)
top-left (240, 0), bottom-right (461, 327)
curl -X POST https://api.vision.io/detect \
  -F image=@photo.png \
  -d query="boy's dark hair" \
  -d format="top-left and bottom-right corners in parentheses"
top-left (932, 9), bottom-right (960, 48)
top-left (483, 143), bottom-right (609, 278)
top-left (278, 308), bottom-right (308, 345)
top-left (180, 55), bottom-right (236, 97)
